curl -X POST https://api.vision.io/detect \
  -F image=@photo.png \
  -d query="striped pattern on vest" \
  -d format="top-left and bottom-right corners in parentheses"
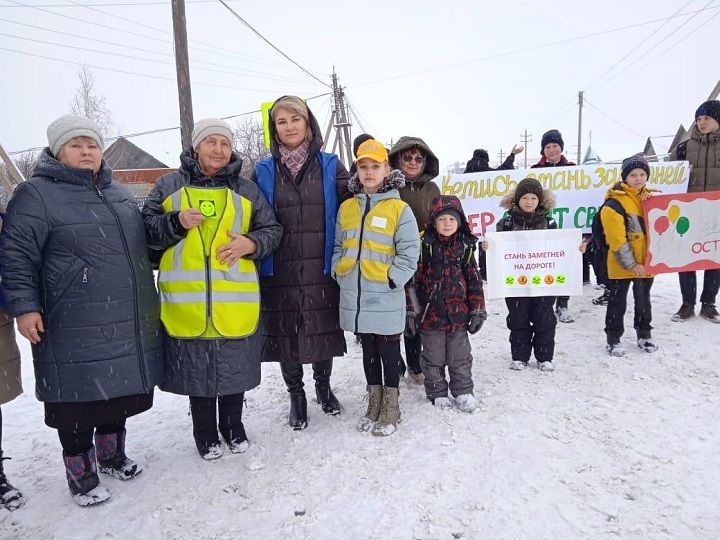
top-left (158, 186), bottom-right (260, 338)
top-left (335, 198), bottom-right (407, 282)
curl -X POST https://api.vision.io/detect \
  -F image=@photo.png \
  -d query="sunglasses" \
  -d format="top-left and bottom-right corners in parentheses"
top-left (401, 154), bottom-right (425, 164)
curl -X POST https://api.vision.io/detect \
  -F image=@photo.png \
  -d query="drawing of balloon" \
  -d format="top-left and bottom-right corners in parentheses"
top-left (654, 215), bottom-right (670, 235)
top-left (675, 216), bottom-right (690, 236)
top-left (668, 204), bottom-right (680, 223)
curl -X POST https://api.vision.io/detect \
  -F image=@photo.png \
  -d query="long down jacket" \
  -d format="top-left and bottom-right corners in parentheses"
top-left (0, 149), bottom-right (163, 403)
top-left (252, 97), bottom-right (350, 364)
top-left (332, 170), bottom-right (419, 335)
top-left (143, 150), bottom-right (282, 397)
top-left (388, 136), bottom-right (441, 233)
top-left (671, 124), bottom-right (720, 193)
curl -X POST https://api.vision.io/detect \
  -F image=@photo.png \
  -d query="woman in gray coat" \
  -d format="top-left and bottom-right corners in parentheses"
top-left (0, 115), bottom-right (164, 507)
top-left (143, 118), bottom-right (282, 459)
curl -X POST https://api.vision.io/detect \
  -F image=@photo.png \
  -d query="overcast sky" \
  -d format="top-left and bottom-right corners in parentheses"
top-left (1, 0), bottom-right (719, 171)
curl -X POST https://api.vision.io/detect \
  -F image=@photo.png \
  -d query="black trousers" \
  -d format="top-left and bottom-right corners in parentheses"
top-left (402, 332), bottom-right (422, 375)
top-left (360, 334), bottom-right (402, 389)
top-left (506, 296), bottom-right (557, 363)
top-left (57, 419), bottom-right (126, 456)
top-left (679, 270), bottom-right (720, 306)
top-left (279, 359), bottom-right (333, 394)
top-left (605, 278), bottom-right (654, 344)
top-left (189, 392), bottom-right (245, 445)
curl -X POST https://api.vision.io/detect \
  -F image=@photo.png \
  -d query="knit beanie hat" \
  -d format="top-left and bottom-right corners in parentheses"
top-left (514, 177), bottom-right (544, 206)
top-left (695, 100), bottom-right (720, 125)
top-left (191, 118), bottom-right (233, 150)
top-left (621, 153), bottom-right (650, 181)
top-left (47, 114), bottom-right (104, 158)
top-left (435, 207), bottom-right (463, 224)
top-left (353, 133), bottom-right (374, 158)
top-left (540, 129), bottom-right (564, 153)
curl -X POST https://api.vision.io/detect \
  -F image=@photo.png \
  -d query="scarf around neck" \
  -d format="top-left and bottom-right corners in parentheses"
top-left (279, 141), bottom-right (311, 179)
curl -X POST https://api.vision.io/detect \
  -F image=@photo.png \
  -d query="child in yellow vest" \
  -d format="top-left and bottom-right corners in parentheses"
top-left (332, 139), bottom-right (419, 436)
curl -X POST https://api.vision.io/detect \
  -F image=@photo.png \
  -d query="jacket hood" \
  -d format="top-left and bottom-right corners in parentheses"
top-left (388, 136), bottom-right (439, 180)
top-left (689, 123), bottom-right (720, 142)
top-left (33, 147), bottom-right (113, 189)
top-left (425, 195), bottom-right (477, 245)
top-left (499, 187), bottom-right (556, 212)
top-left (347, 168), bottom-right (405, 195)
top-left (179, 147), bottom-right (243, 184)
top-left (267, 95), bottom-right (324, 158)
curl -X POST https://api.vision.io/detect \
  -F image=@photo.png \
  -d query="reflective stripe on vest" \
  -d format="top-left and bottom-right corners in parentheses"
top-left (158, 186), bottom-right (260, 338)
top-left (335, 198), bottom-right (406, 282)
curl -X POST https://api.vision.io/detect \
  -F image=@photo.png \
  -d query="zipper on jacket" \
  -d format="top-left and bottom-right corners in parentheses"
top-left (703, 133), bottom-right (709, 191)
top-left (96, 186), bottom-right (149, 392)
top-left (354, 197), bottom-right (372, 333)
top-left (82, 267), bottom-right (88, 283)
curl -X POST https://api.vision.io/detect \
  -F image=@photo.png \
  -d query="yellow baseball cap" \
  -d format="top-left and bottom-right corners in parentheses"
top-left (356, 139), bottom-right (388, 163)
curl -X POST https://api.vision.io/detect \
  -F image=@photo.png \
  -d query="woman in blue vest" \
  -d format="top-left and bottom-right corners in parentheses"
top-left (0, 115), bottom-right (163, 507)
top-left (254, 96), bottom-right (351, 430)
top-left (143, 118), bottom-right (282, 459)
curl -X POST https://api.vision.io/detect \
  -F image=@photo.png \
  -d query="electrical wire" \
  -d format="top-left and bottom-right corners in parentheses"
top-left (217, 0), bottom-right (332, 90)
top-left (346, 5), bottom-right (720, 89)
top-left (583, 98), bottom-right (645, 138)
top-left (0, 0), bottom-right (237, 6)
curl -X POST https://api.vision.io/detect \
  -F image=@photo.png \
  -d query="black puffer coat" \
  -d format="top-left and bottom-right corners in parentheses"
top-left (0, 149), bottom-right (163, 403)
top-left (252, 98), bottom-right (350, 364)
top-left (143, 150), bottom-right (282, 397)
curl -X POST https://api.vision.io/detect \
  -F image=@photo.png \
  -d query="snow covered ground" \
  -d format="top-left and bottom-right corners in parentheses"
top-left (1, 273), bottom-right (718, 539)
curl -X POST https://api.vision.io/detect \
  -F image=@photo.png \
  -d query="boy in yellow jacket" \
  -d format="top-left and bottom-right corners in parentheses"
top-left (601, 154), bottom-right (656, 357)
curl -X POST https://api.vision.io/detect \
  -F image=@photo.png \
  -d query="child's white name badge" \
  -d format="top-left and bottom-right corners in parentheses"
top-left (370, 216), bottom-right (387, 229)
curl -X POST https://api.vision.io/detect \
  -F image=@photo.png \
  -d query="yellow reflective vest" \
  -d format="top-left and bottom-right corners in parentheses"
top-left (335, 198), bottom-right (408, 282)
top-left (158, 186), bottom-right (260, 338)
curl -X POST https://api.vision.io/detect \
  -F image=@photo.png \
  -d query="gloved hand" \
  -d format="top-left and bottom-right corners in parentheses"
top-left (467, 310), bottom-right (487, 334)
top-left (404, 313), bottom-right (418, 338)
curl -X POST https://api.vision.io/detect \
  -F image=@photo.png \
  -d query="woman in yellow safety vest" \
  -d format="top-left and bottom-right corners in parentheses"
top-left (143, 118), bottom-right (282, 460)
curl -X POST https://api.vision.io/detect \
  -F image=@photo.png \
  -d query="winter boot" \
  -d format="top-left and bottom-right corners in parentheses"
top-left (63, 447), bottom-right (111, 507)
top-left (431, 396), bottom-right (452, 410)
top-left (671, 303), bottom-right (694, 322)
top-left (510, 360), bottom-right (529, 370)
top-left (537, 361), bottom-right (556, 372)
top-left (0, 454), bottom-right (25, 511)
top-left (606, 343), bottom-right (626, 357)
top-left (357, 385), bottom-right (383, 432)
top-left (700, 303), bottom-right (720, 324)
top-left (555, 306), bottom-right (574, 323)
top-left (95, 429), bottom-right (143, 480)
top-left (372, 387), bottom-right (400, 437)
top-left (592, 289), bottom-right (610, 306)
top-left (218, 394), bottom-right (249, 454)
top-left (454, 394), bottom-right (478, 413)
top-left (313, 360), bottom-right (341, 415)
top-left (288, 391), bottom-right (308, 431)
top-left (637, 338), bottom-right (658, 353)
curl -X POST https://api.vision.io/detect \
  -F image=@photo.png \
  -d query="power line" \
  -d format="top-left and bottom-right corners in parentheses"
top-left (0, 0), bottom-right (239, 6)
top-left (7, 92), bottom-right (332, 156)
top-left (0, 31), bottom-right (321, 85)
top-left (347, 5), bottom-right (720, 89)
top-left (217, 0), bottom-right (332, 90)
top-left (583, 98), bottom-right (645, 138)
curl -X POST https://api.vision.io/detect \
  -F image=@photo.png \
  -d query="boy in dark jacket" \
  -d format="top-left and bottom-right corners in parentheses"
top-left (414, 195), bottom-right (486, 412)
top-left (484, 178), bottom-right (560, 371)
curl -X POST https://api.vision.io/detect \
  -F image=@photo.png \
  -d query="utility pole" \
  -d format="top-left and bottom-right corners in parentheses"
top-left (497, 149), bottom-right (506, 164)
top-left (171, 0), bottom-right (194, 149)
top-left (520, 130), bottom-right (532, 168)
top-left (323, 69), bottom-right (353, 168)
top-left (577, 90), bottom-right (584, 165)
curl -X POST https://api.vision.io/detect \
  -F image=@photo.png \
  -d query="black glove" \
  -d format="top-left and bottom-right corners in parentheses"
top-left (467, 310), bottom-right (486, 334)
top-left (404, 313), bottom-right (418, 338)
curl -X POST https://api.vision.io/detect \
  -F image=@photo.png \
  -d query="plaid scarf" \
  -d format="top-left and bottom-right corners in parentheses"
top-left (279, 142), bottom-right (310, 180)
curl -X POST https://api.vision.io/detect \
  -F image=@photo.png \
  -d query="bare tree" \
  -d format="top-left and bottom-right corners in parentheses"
top-left (233, 117), bottom-right (270, 177)
top-left (0, 165), bottom-right (11, 210)
top-left (69, 67), bottom-right (113, 136)
top-left (14, 150), bottom-right (38, 180)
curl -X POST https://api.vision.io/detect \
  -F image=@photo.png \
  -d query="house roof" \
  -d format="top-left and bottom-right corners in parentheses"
top-left (104, 137), bottom-right (168, 170)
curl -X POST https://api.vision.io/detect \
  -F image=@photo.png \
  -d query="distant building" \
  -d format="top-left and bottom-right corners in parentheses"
top-left (105, 137), bottom-right (174, 207)
top-left (582, 145), bottom-right (602, 165)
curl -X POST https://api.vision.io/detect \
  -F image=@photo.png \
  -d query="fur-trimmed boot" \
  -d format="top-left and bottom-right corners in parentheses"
top-left (63, 446), bottom-right (111, 507)
top-left (0, 453), bottom-right (25, 511)
top-left (95, 429), bottom-right (143, 480)
top-left (372, 386), bottom-right (400, 437)
top-left (357, 385), bottom-right (383, 432)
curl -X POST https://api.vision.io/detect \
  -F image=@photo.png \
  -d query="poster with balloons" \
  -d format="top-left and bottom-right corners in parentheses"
top-left (644, 192), bottom-right (720, 274)
top-left (484, 229), bottom-right (583, 298)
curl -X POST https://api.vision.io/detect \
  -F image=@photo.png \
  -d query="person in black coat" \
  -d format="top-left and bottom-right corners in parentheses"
top-left (463, 145), bottom-right (523, 173)
top-left (253, 96), bottom-right (351, 430)
top-left (0, 115), bottom-right (163, 507)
